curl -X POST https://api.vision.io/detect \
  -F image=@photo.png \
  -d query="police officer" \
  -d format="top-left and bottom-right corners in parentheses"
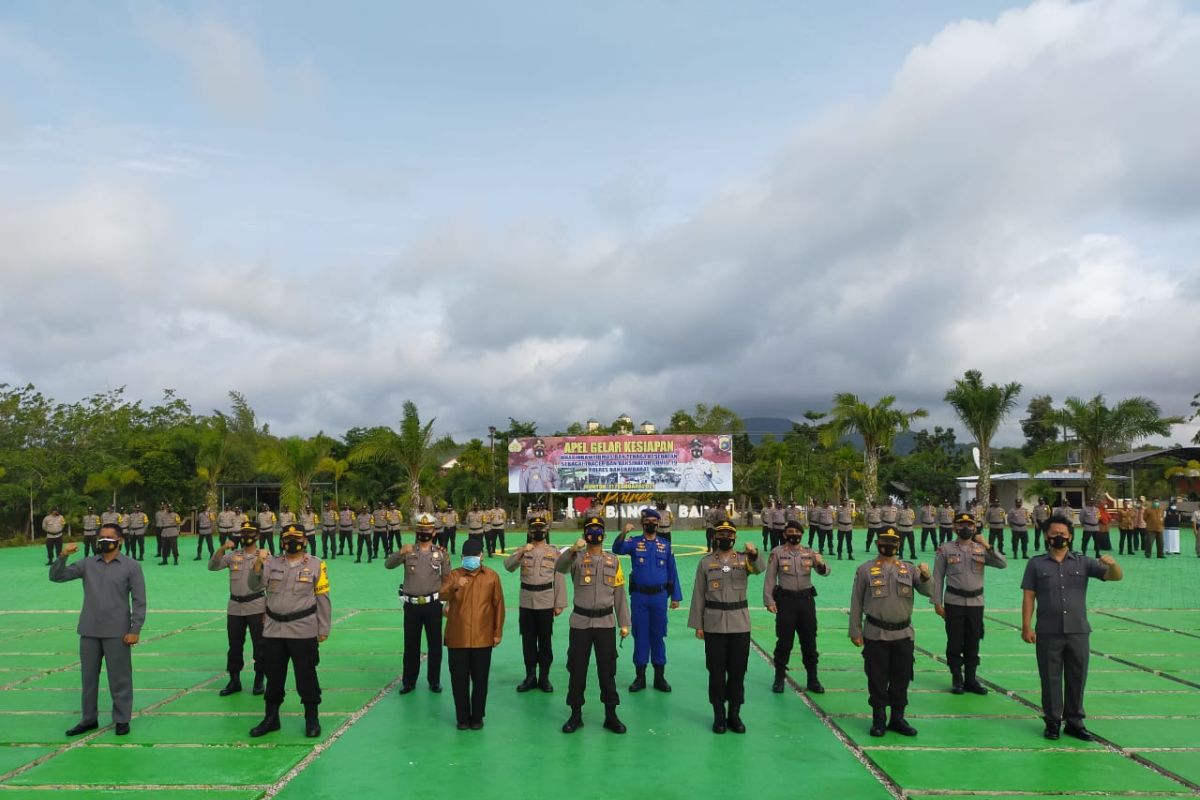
top-left (51, 523), bottom-right (145, 737)
top-left (864, 501), bottom-right (882, 550)
top-left (765, 519), bottom-right (829, 694)
top-left (655, 500), bottom-right (674, 542)
top-left (816, 500), bottom-right (835, 556)
top-left (919, 501), bottom-right (937, 552)
top-left (555, 515), bottom-right (631, 734)
top-left (769, 500), bottom-right (786, 552)
top-left (337, 503), bottom-right (354, 555)
top-left (896, 501), bottom-right (917, 560)
top-left (372, 501), bottom-right (389, 559)
top-left (82, 506), bottom-right (100, 557)
top-left (248, 524), bottom-right (331, 738)
top-left (836, 498), bottom-right (855, 560)
top-left (124, 505), bottom-right (146, 561)
top-left (985, 500), bottom-right (1007, 553)
top-left (938, 501), bottom-right (955, 545)
top-left (300, 505), bottom-right (318, 553)
top-left (504, 514), bottom-right (567, 692)
top-left (466, 503), bottom-right (487, 551)
top-left (158, 504), bottom-right (181, 566)
top-left (354, 505), bottom-right (373, 563)
top-left (440, 503), bottom-right (459, 553)
top-left (519, 438), bottom-right (558, 493)
top-left (879, 498), bottom-right (899, 540)
top-left (386, 502), bottom-right (403, 552)
top-left (1052, 497), bottom-right (1075, 528)
top-left (761, 498), bottom-right (776, 551)
top-left (152, 502), bottom-right (168, 560)
top-left (688, 520), bottom-right (762, 733)
top-left (317, 503), bottom-right (336, 559)
top-left (487, 503), bottom-right (507, 556)
top-left (217, 504), bottom-right (238, 548)
top-left (209, 521), bottom-right (266, 696)
top-left (931, 513), bottom-right (1007, 694)
top-left (849, 528), bottom-right (932, 737)
top-left (42, 508), bottom-right (66, 565)
top-left (194, 505), bottom-right (216, 560)
top-left (1009, 498), bottom-right (1032, 558)
top-left (257, 504), bottom-right (278, 554)
top-left (387, 513), bottom-right (449, 693)
top-left (704, 503), bottom-right (727, 553)
top-left (277, 504), bottom-right (297, 532)
top-left (1033, 497), bottom-right (1051, 550)
top-left (1021, 515), bottom-right (1122, 740)
top-left (612, 509), bottom-right (682, 693)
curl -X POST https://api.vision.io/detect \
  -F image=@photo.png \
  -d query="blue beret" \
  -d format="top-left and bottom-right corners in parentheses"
top-left (640, 508), bottom-right (660, 520)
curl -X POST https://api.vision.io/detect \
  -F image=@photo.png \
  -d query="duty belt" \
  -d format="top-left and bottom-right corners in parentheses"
top-left (573, 605), bottom-right (613, 618)
top-left (630, 582), bottom-right (668, 595)
top-left (401, 592), bottom-right (440, 605)
top-left (773, 586), bottom-right (816, 600)
top-left (230, 591), bottom-right (265, 603)
top-left (708, 600), bottom-right (749, 611)
top-left (267, 605), bottom-right (316, 623)
top-left (521, 582), bottom-right (553, 592)
top-left (946, 586), bottom-right (983, 598)
top-left (866, 615), bottom-right (911, 631)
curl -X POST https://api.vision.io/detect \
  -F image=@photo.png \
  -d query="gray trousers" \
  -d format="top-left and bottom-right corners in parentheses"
top-left (1035, 632), bottom-right (1088, 726)
top-left (80, 636), bottom-right (133, 724)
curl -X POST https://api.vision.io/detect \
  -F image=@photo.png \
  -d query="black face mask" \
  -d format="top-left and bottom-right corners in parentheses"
top-left (785, 535), bottom-right (803, 546)
top-left (691, 449), bottom-right (703, 458)
top-left (97, 538), bottom-right (120, 554)
top-left (877, 544), bottom-right (898, 557)
top-left (241, 536), bottom-right (258, 548)
top-left (282, 539), bottom-right (305, 554)
top-left (529, 530), bottom-right (546, 541)
top-left (956, 528), bottom-right (974, 540)
top-left (584, 532), bottom-right (605, 545)
top-left (1048, 535), bottom-right (1070, 550)
top-left (642, 524), bottom-right (657, 535)
top-left (416, 532), bottom-right (434, 542)
top-left (715, 538), bottom-right (734, 551)
top-left (534, 449), bottom-right (545, 458)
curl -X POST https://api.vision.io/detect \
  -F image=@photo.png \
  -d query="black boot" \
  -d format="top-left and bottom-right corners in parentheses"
top-left (538, 670), bottom-right (554, 693)
top-left (652, 665), bottom-right (671, 692)
top-left (963, 668), bottom-right (988, 695)
top-left (516, 673), bottom-right (537, 693)
top-left (772, 668), bottom-right (786, 693)
top-left (249, 704), bottom-right (281, 737)
top-left (628, 667), bottom-right (647, 693)
top-left (252, 671), bottom-right (265, 696)
top-left (950, 666), bottom-right (965, 694)
top-left (727, 703), bottom-right (746, 734)
top-left (561, 706), bottom-right (584, 734)
top-left (805, 667), bottom-right (825, 694)
top-left (219, 673), bottom-right (242, 696)
top-left (869, 709), bottom-right (887, 737)
top-left (712, 703), bottom-right (727, 734)
top-left (603, 704), bottom-right (626, 734)
top-left (888, 707), bottom-right (918, 736)
top-left (304, 703), bottom-right (321, 738)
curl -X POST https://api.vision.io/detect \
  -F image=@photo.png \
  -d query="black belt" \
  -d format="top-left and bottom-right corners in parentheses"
top-left (707, 600), bottom-right (749, 611)
top-left (630, 582), bottom-right (669, 595)
top-left (866, 615), bottom-right (910, 631)
top-left (267, 605), bottom-right (317, 623)
top-left (946, 586), bottom-right (983, 598)
top-left (773, 586), bottom-right (816, 600)
top-left (573, 605), bottom-right (613, 618)
top-left (231, 592), bottom-right (265, 603)
top-left (521, 582), bottom-right (553, 592)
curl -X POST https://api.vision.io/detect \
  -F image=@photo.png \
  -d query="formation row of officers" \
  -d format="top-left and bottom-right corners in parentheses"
top-left (48, 506), bottom-right (1122, 741)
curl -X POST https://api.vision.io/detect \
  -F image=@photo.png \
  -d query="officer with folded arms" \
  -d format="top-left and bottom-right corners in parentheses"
top-left (209, 521), bottom-right (266, 697)
top-left (387, 513), bottom-right (449, 694)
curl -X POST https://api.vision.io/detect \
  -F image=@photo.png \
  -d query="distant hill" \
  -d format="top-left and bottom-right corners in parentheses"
top-left (739, 416), bottom-right (923, 456)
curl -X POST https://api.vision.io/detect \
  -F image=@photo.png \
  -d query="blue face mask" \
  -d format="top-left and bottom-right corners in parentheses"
top-left (462, 556), bottom-right (481, 571)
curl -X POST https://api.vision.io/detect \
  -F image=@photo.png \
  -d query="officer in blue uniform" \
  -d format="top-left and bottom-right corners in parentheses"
top-left (611, 508), bottom-right (682, 692)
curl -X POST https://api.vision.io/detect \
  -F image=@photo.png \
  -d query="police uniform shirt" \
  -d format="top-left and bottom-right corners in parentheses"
top-left (687, 549), bottom-right (763, 634)
top-left (1019, 552), bottom-right (1109, 635)
top-left (83, 513), bottom-right (101, 535)
top-left (441, 509), bottom-right (457, 528)
top-left (42, 514), bottom-right (65, 537)
top-left (865, 507), bottom-right (882, 527)
top-left (198, 510), bottom-right (215, 533)
top-left (257, 511), bottom-right (277, 534)
top-left (837, 506), bottom-right (854, 531)
top-left (217, 510), bottom-right (238, 534)
top-left (1009, 506), bottom-right (1031, 530)
top-left (101, 510), bottom-right (122, 527)
top-left (920, 505), bottom-right (937, 527)
top-left (520, 460), bottom-right (557, 492)
top-left (249, 554), bottom-right (331, 639)
top-left (338, 509), bottom-right (354, 531)
top-left (555, 548), bottom-right (631, 629)
top-left (817, 507), bottom-right (834, 531)
top-left (657, 509), bottom-right (674, 534)
top-left (986, 506), bottom-right (1007, 528)
top-left (880, 505), bottom-right (899, 526)
top-left (770, 507), bottom-right (786, 530)
top-left (489, 508), bottom-right (507, 529)
top-left (938, 506), bottom-right (954, 527)
top-left (931, 539), bottom-right (1007, 607)
top-left (209, 549), bottom-right (268, 616)
top-left (125, 511), bottom-right (146, 532)
top-left (806, 506), bottom-right (821, 528)
top-left (763, 545), bottom-right (828, 604)
top-left (160, 512), bottom-right (181, 536)
top-left (50, 553), bottom-right (147, 638)
top-left (386, 545), bottom-right (450, 596)
top-left (504, 542), bottom-right (567, 610)
top-left (300, 510), bottom-right (317, 533)
top-left (322, 508), bottom-right (338, 531)
top-left (848, 559), bottom-right (931, 641)
top-left (386, 509), bottom-right (403, 530)
top-left (618, 535), bottom-right (683, 601)
top-left (466, 510), bottom-right (485, 532)
top-left (1034, 504), bottom-right (1051, 523)
top-left (1079, 506), bottom-right (1099, 532)
top-left (897, 508), bottom-right (915, 533)
top-left (277, 510), bottom-right (297, 529)
top-left (373, 508), bottom-right (388, 533)
top-left (1053, 504), bottom-right (1074, 524)
top-left (355, 511), bottom-right (372, 532)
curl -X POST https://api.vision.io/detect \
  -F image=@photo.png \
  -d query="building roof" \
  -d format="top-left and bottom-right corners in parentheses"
top-left (958, 471), bottom-right (1131, 483)
top-left (1105, 446), bottom-right (1200, 467)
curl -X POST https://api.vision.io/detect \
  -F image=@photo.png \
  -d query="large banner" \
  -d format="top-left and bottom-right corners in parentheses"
top-left (507, 434), bottom-right (734, 493)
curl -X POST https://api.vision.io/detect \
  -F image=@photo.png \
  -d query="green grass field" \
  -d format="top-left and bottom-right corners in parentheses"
top-left (0, 530), bottom-right (1197, 799)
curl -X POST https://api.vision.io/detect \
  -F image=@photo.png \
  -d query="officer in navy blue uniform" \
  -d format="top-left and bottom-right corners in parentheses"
top-left (611, 508), bottom-right (682, 693)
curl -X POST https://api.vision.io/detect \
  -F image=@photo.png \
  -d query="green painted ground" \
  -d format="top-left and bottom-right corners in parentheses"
top-left (0, 529), bottom-right (1197, 799)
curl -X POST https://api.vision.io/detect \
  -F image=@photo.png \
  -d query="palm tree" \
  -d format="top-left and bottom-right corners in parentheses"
top-left (825, 394), bottom-right (928, 503)
top-left (348, 401), bottom-right (452, 518)
top-left (320, 457), bottom-right (351, 508)
top-left (259, 436), bottom-right (336, 513)
top-left (944, 370), bottom-right (1022, 506)
top-left (1048, 395), bottom-right (1183, 500)
top-left (196, 416), bottom-right (235, 510)
top-left (83, 466), bottom-right (142, 507)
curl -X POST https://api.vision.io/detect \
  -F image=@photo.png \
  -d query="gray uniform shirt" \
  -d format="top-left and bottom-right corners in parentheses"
top-left (657, 509), bottom-right (674, 533)
top-left (769, 507), bottom-right (786, 530)
top-left (257, 511), bottom-right (277, 535)
top-left (920, 506), bottom-right (937, 527)
top-left (848, 558), bottom-right (931, 641)
top-left (217, 510), bottom-right (238, 534)
top-left (101, 511), bottom-right (122, 527)
top-left (386, 544), bottom-right (450, 596)
top-left (555, 548), bottom-right (631, 629)
top-left (300, 511), bottom-right (317, 533)
top-left (50, 553), bottom-right (146, 637)
top-left (687, 549), bottom-right (763, 634)
top-left (1020, 552), bottom-right (1108, 635)
top-left (197, 511), bottom-right (215, 533)
top-left (322, 509), bottom-right (338, 532)
top-left (42, 514), bottom-right (65, 537)
top-left (209, 548), bottom-right (268, 616)
top-left (338, 509), bottom-right (354, 531)
top-left (763, 545), bottom-right (829, 605)
top-left (986, 506), bottom-right (1006, 527)
top-left (159, 512), bottom-right (181, 538)
top-left (897, 508), bottom-right (916, 533)
top-left (1080, 506), bottom-right (1099, 532)
top-left (355, 512), bottom-right (372, 533)
top-left (83, 514), bottom-right (100, 535)
top-left (248, 554), bottom-right (331, 639)
top-left (865, 507), bottom-right (882, 527)
top-left (1009, 506), bottom-right (1031, 530)
top-left (938, 506), bottom-right (954, 526)
top-left (817, 507), bottom-right (834, 531)
top-left (837, 506), bottom-right (853, 531)
top-left (806, 506), bottom-right (820, 528)
top-left (125, 511), bottom-right (146, 533)
top-left (880, 506), bottom-right (899, 525)
top-left (505, 543), bottom-right (568, 610)
top-left (931, 539), bottom-right (1007, 607)
top-left (466, 510), bottom-right (486, 532)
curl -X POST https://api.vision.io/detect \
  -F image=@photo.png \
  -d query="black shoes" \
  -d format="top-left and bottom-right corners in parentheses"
top-left (869, 719), bottom-right (887, 737)
top-left (516, 675), bottom-right (537, 693)
top-left (806, 671), bottom-right (825, 694)
top-left (252, 672), bottom-right (265, 696)
top-left (562, 708), bottom-right (584, 733)
top-left (249, 708), bottom-right (281, 737)
top-left (603, 705), bottom-right (626, 734)
top-left (1044, 723), bottom-right (1061, 740)
top-left (963, 679), bottom-right (988, 695)
top-left (397, 684), bottom-right (415, 695)
top-left (772, 673), bottom-right (786, 693)
top-left (114, 722), bottom-right (130, 736)
top-left (304, 705), bottom-right (320, 738)
top-left (1064, 724), bottom-right (1093, 741)
top-left (950, 682), bottom-right (965, 695)
top-left (888, 717), bottom-right (918, 736)
top-left (652, 667), bottom-right (671, 692)
top-left (429, 683), bottom-right (442, 693)
top-left (219, 677), bottom-right (242, 696)
top-left (727, 716), bottom-right (746, 734)
top-left (538, 676), bottom-right (554, 693)
top-left (628, 668), bottom-right (647, 693)
top-left (65, 720), bottom-right (98, 736)
top-left (457, 722), bottom-right (469, 730)
top-left (469, 720), bottom-right (484, 730)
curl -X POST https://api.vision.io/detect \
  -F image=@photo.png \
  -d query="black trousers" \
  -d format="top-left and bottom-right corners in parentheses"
top-left (837, 530), bottom-right (854, 557)
top-left (371, 531), bottom-right (388, 558)
top-left (988, 528), bottom-right (1005, 552)
top-left (160, 536), bottom-right (179, 561)
top-left (519, 607), bottom-right (555, 676)
top-left (704, 631), bottom-right (751, 707)
top-left (306, 534), bottom-right (317, 553)
top-left (1144, 531), bottom-right (1164, 558)
top-left (817, 528), bottom-right (834, 553)
top-left (762, 526), bottom-right (771, 550)
top-left (862, 637), bottom-right (915, 713)
top-left (705, 527), bottom-right (715, 551)
top-left (943, 604), bottom-right (984, 673)
top-left (899, 531), bottom-right (916, 559)
top-left (402, 601), bottom-right (443, 686)
top-left (262, 635), bottom-right (321, 707)
top-left (1035, 632), bottom-right (1089, 727)
top-left (195, 533), bottom-right (214, 556)
top-left (768, 528), bottom-right (783, 550)
top-left (773, 593), bottom-right (818, 671)
top-left (486, 528), bottom-right (503, 555)
top-left (439, 526), bottom-right (457, 554)
top-left (1011, 531), bottom-right (1029, 558)
top-left (155, 532), bottom-right (162, 557)
top-left (227, 612), bottom-right (264, 675)
top-left (939, 527), bottom-right (953, 545)
top-left (566, 626), bottom-right (618, 708)
top-left (1034, 521), bottom-right (1046, 550)
top-left (44, 537), bottom-right (63, 561)
top-left (448, 647), bottom-right (492, 724)
top-left (356, 533), bottom-right (372, 561)
top-left (388, 530), bottom-right (402, 551)
top-left (129, 534), bottom-right (146, 559)
top-left (259, 533), bottom-right (275, 553)
top-left (920, 528), bottom-right (937, 550)
top-left (83, 535), bottom-right (96, 557)
top-left (1134, 527), bottom-right (1146, 550)
top-left (865, 527), bottom-right (879, 549)
top-left (338, 530), bottom-right (353, 553)
top-left (321, 530), bottom-right (337, 558)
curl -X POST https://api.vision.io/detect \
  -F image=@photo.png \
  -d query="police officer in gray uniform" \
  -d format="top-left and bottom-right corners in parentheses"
top-left (125, 505), bottom-right (147, 561)
top-left (1021, 515), bottom-right (1122, 741)
top-left (556, 516), bottom-right (631, 734)
top-left (938, 501), bottom-right (955, 545)
top-left (300, 505), bottom-right (318, 553)
top-left (195, 505), bottom-right (216, 560)
top-left (42, 508), bottom-right (66, 564)
top-left (248, 524), bottom-right (331, 738)
top-left (689, 520), bottom-right (762, 733)
top-left (849, 528), bottom-right (931, 737)
top-left (50, 523), bottom-right (146, 736)
top-left (321, 503), bottom-right (338, 559)
top-left (387, 513), bottom-right (450, 693)
top-left (864, 501), bottom-right (882, 550)
top-left (1009, 499), bottom-right (1032, 558)
top-left (504, 514), bottom-right (567, 692)
top-left (82, 506), bottom-right (100, 557)
top-left (931, 512), bottom-right (1007, 694)
top-left (209, 521), bottom-right (267, 697)
top-left (836, 498), bottom-right (855, 560)
top-left (217, 504), bottom-right (238, 546)
top-left (158, 504), bottom-right (181, 566)
top-left (765, 519), bottom-right (829, 693)
top-left (985, 500), bottom-right (1007, 554)
top-left (337, 504), bottom-right (354, 555)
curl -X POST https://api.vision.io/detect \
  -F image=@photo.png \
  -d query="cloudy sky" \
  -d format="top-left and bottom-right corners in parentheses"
top-left (1, 0), bottom-right (1197, 446)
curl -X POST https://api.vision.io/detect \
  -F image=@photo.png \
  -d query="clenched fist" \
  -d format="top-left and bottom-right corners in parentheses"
top-left (62, 543), bottom-right (78, 556)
